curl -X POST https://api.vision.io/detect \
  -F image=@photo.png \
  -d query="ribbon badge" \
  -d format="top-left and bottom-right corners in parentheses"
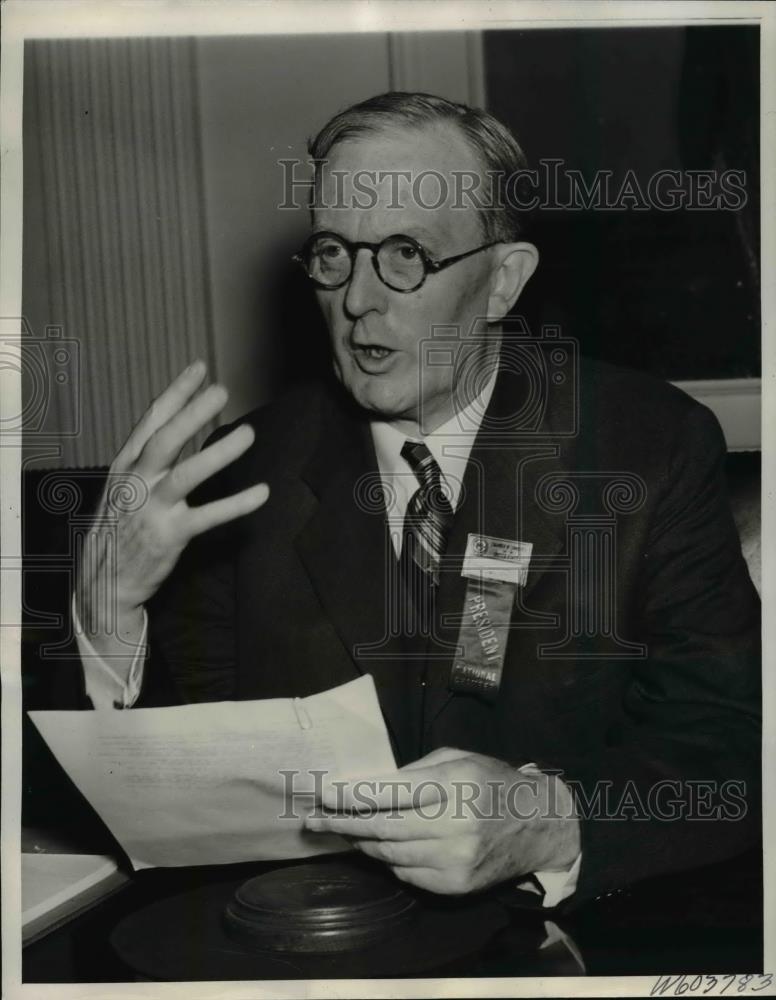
top-left (450, 534), bottom-right (533, 700)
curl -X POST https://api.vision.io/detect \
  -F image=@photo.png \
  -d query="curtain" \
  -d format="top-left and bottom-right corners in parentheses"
top-left (22, 37), bottom-right (216, 468)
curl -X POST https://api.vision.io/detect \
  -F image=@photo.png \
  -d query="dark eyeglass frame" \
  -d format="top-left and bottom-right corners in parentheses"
top-left (292, 231), bottom-right (502, 293)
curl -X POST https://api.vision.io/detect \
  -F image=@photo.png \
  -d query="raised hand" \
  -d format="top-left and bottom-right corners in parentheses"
top-left (75, 360), bottom-right (268, 665)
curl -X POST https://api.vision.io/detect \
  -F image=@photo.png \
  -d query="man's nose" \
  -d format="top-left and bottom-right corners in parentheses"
top-left (343, 249), bottom-right (388, 318)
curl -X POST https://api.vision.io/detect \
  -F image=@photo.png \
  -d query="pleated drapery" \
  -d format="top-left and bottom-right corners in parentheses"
top-left (23, 37), bottom-right (216, 467)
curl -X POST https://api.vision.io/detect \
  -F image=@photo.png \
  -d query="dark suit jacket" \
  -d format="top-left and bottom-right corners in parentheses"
top-left (141, 345), bottom-right (760, 908)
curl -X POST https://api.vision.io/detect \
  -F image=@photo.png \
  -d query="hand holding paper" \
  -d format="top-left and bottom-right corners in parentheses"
top-left (30, 676), bottom-right (395, 870)
top-left (305, 746), bottom-right (580, 896)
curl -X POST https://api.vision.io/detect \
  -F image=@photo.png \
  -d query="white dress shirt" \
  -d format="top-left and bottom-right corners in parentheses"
top-left (370, 369), bottom-right (498, 558)
top-left (73, 594), bottom-right (147, 709)
top-left (74, 368), bottom-right (580, 905)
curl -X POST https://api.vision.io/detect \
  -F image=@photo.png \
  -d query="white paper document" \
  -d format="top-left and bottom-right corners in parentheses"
top-left (29, 675), bottom-right (396, 870)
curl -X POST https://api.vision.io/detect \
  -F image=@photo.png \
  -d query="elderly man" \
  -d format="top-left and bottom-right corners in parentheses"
top-left (74, 92), bottom-right (760, 909)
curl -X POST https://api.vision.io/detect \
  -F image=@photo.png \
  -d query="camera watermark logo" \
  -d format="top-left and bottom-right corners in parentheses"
top-left (343, 319), bottom-right (647, 665)
top-left (0, 318), bottom-right (81, 442)
top-left (417, 318), bottom-right (578, 439)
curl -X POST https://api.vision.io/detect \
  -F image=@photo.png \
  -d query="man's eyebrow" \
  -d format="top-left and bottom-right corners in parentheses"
top-left (399, 226), bottom-right (446, 250)
top-left (309, 225), bottom-right (449, 251)
top-left (311, 226), bottom-right (345, 237)
top-left (378, 226), bottom-right (451, 253)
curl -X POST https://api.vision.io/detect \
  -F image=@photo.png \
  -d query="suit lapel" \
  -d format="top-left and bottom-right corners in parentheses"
top-left (295, 387), bottom-right (414, 759)
top-left (293, 342), bottom-right (575, 755)
top-left (424, 355), bottom-right (569, 725)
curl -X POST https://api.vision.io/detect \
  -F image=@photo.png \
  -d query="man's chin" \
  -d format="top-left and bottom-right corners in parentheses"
top-left (356, 396), bottom-right (414, 424)
top-left (346, 382), bottom-right (416, 424)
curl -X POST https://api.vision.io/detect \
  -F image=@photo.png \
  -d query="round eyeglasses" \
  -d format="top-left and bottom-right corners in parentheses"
top-left (292, 231), bottom-right (502, 293)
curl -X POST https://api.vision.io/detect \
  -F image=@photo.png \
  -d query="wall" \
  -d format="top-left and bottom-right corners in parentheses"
top-left (194, 34), bottom-right (391, 422)
top-left (195, 31), bottom-right (486, 421)
top-left (21, 31), bottom-right (484, 463)
top-left (22, 37), bottom-right (215, 467)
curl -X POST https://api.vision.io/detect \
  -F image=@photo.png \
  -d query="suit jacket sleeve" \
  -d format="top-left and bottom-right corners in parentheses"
top-left (141, 424), bottom-right (242, 706)
top-left (564, 403), bottom-right (761, 906)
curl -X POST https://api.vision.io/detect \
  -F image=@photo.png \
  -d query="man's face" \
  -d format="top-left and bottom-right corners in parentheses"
top-left (312, 124), bottom-right (500, 432)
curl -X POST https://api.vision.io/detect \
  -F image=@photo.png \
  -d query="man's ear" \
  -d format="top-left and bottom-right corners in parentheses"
top-left (487, 243), bottom-right (539, 321)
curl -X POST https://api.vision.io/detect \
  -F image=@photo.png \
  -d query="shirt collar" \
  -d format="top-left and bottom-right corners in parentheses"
top-left (370, 367), bottom-right (498, 510)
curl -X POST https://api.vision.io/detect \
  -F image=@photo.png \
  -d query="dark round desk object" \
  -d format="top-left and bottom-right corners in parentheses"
top-left (111, 856), bottom-right (513, 979)
top-left (223, 862), bottom-right (418, 953)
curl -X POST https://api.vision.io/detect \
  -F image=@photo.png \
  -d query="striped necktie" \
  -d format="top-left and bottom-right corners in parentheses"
top-left (400, 440), bottom-right (455, 588)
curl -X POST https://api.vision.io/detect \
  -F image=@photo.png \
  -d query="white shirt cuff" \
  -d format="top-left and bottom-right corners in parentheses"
top-left (517, 761), bottom-right (581, 907)
top-left (533, 852), bottom-right (582, 908)
top-left (72, 594), bottom-right (147, 709)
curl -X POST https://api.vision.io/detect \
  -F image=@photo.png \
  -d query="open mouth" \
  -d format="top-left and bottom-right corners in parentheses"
top-left (351, 344), bottom-right (398, 374)
top-left (357, 346), bottom-right (393, 360)
top-left (350, 338), bottom-right (398, 372)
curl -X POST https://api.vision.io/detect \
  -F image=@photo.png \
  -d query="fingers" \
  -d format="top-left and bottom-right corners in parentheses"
top-left (305, 808), bottom-right (438, 841)
top-left (400, 747), bottom-right (469, 771)
top-left (187, 482), bottom-right (269, 536)
top-left (156, 423), bottom-right (256, 503)
top-left (351, 838), bottom-right (480, 895)
top-left (115, 361), bottom-right (207, 470)
top-left (137, 383), bottom-right (229, 477)
top-left (391, 866), bottom-right (470, 895)
top-left (319, 771), bottom-right (449, 812)
top-left (351, 838), bottom-right (447, 869)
